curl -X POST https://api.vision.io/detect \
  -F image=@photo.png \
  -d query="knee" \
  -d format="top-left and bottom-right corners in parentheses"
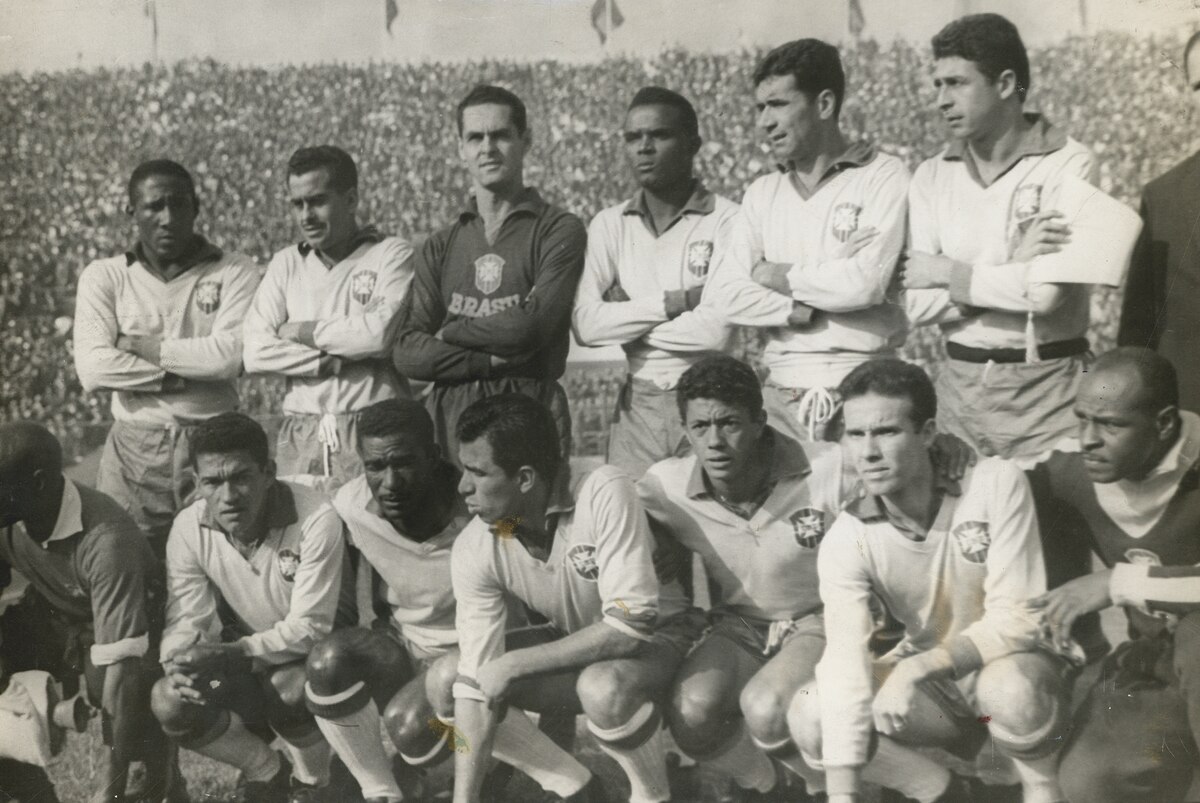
top-left (786, 684), bottom-right (822, 759)
top-left (576, 664), bottom-right (641, 729)
top-left (150, 677), bottom-right (206, 736)
top-left (383, 693), bottom-right (431, 751)
top-left (305, 630), bottom-right (365, 696)
top-left (739, 677), bottom-right (789, 740)
top-left (977, 656), bottom-right (1059, 736)
top-left (424, 654), bottom-right (458, 719)
top-left (266, 664), bottom-right (309, 711)
top-left (668, 681), bottom-right (726, 753)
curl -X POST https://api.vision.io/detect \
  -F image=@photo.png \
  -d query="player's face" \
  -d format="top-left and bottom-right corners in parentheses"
top-left (130, 174), bottom-right (198, 263)
top-left (683, 398), bottom-right (766, 487)
top-left (932, 57), bottom-right (1006, 143)
top-left (194, 451), bottom-right (274, 540)
top-left (842, 393), bottom-right (935, 496)
top-left (754, 73), bottom-right (824, 165)
top-left (1074, 371), bottom-right (1168, 484)
top-left (623, 104), bottom-right (697, 193)
top-left (457, 437), bottom-right (523, 524)
top-left (459, 103), bottom-right (529, 194)
top-left (288, 168), bottom-right (358, 255)
top-left (360, 432), bottom-right (436, 524)
top-left (1187, 46), bottom-right (1200, 113)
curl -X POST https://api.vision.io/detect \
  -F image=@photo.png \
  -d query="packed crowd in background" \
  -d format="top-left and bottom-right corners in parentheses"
top-left (0, 32), bottom-right (1192, 459)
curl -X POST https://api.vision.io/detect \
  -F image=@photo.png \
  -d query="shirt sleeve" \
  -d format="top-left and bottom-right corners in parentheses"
top-left (242, 253), bottom-right (325, 377)
top-left (311, 238), bottom-right (416, 359)
top-left (439, 213), bottom-right (587, 361)
top-left (784, 158), bottom-right (908, 313)
top-left (587, 470), bottom-right (659, 640)
top-left (237, 504), bottom-right (346, 663)
top-left (389, 235), bottom-right (493, 382)
top-left (814, 514), bottom-right (878, 770)
top-left (948, 463), bottom-right (1048, 670)
top-left (82, 523), bottom-right (155, 666)
top-left (1117, 194), bottom-right (1163, 349)
top-left (1110, 562), bottom-right (1200, 617)
top-left (159, 257), bottom-right (261, 380)
top-left (73, 261), bottom-right (170, 393)
top-left (905, 161), bottom-right (969, 328)
top-left (688, 190), bottom-right (795, 329)
top-left (450, 530), bottom-right (509, 699)
top-left (160, 510), bottom-right (224, 661)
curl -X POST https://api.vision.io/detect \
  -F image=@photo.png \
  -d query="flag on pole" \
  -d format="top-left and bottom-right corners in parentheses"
top-left (848, 0), bottom-right (865, 38)
top-left (1078, 0), bottom-right (1088, 31)
top-left (143, 0), bottom-right (158, 64)
top-left (385, 0), bottom-right (399, 35)
top-left (590, 0), bottom-right (624, 45)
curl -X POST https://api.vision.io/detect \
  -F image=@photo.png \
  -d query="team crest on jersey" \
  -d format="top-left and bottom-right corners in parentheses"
top-left (567, 544), bottom-right (600, 581)
top-left (351, 271), bottom-right (377, 305)
top-left (1124, 548), bottom-right (1163, 567)
top-left (687, 240), bottom-right (714, 279)
top-left (831, 203), bottom-right (862, 243)
top-left (790, 507), bottom-right (826, 549)
top-left (952, 521), bottom-right (991, 564)
top-left (195, 280), bottom-right (221, 314)
top-left (1013, 184), bottom-right (1042, 226)
top-left (278, 549), bottom-right (300, 582)
top-left (474, 253), bottom-right (505, 296)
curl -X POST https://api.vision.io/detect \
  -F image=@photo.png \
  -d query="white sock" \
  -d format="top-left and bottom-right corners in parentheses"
top-left (281, 736), bottom-right (332, 787)
top-left (752, 734), bottom-right (826, 795)
top-left (492, 710), bottom-right (591, 797)
top-left (1011, 753), bottom-right (1064, 803)
top-left (703, 722), bottom-right (774, 793)
top-left (587, 702), bottom-right (670, 803)
top-left (862, 736), bottom-right (950, 803)
top-left (190, 711), bottom-right (280, 783)
top-left (313, 702), bottom-right (402, 800)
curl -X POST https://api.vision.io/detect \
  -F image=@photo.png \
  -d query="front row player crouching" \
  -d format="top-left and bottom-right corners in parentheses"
top-left (151, 413), bottom-right (351, 803)
top-left (444, 394), bottom-right (704, 803)
top-left (1029, 348), bottom-right (1200, 803)
top-left (789, 359), bottom-right (1076, 803)
top-left (302, 399), bottom-right (472, 803)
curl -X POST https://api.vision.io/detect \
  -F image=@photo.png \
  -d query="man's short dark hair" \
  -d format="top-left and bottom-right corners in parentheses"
top-left (838, 359), bottom-right (937, 428)
top-left (1185, 31), bottom-right (1200, 79)
top-left (456, 84), bottom-right (528, 136)
top-left (629, 86), bottom-right (699, 139)
top-left (676, 355), bottom-right (764, 421)
top-left (0, 421), bottom-right (63, 478)
top-left (932, 13), bottom-right (1031, 102)
top-left (191, 412), bottom-right (270, 469)
top-left (752, 39), bottom-right (846, 117)
top-left (127, 159), bottom-right (197, 207)
top-left (356, 398), bottom-right (436, 451)
top-left (287, 145), bottom-right (358, 193)
top-left (456, 394), bottom-right (560, 481)
top-left (1092, 347), bottom-right (1180, 413)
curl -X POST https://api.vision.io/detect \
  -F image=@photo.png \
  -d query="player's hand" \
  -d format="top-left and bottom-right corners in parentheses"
top-left (929, 433), bottom-right (976, 480)
top-left (1012, 212), bottom-right (1071, 263)
top-left (603, 281), bottom-right (631, 303)
top-left (475, 655), bottom-right (518, 708)
top-left (833, 226), bottom-right (879, 259)
top-left (751, 260), bottom-right (791, 294)
top-left (651, 537), bottom-right (690, 585)
top-left (900, 251), bottom-right (960, 290)
top-left (1027, 570), bottom-right (1113, 651)
top-left (489, 354), bottom-right (509, 369)
top-left (872, 659), bottom-right (922, 736)
top-left (116, 334), bottom-right (162, 365)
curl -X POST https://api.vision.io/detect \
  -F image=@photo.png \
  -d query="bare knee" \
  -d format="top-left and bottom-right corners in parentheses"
top-left (150, 677), bottom-right (210, 737)
top-left (668, 679), bottom-right (730, 755)
top-left (384, 690), bottom-right (432, 752)
top-left (786, 684), bottom-right (822, 759)
top-left (305, 631), bottom-right (363, 696)
top-left (577, 663), bottom-right (643, 729)
top-left (424, 653), bottom-right (458, 719)
top-left (977, 655), bottom-right (1060, 736)
top-left (739, 676), bottom-right (790, 742)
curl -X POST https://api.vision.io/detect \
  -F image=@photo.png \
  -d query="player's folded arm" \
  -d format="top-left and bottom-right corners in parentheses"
top-left (241, 264), bottom-right (326, 377)
top-left (311, 241), bottom-right (416, 359)
top-left (159, 256), bottom-right (260, 380)
top-left (73, 264), bottom-right (171, 392)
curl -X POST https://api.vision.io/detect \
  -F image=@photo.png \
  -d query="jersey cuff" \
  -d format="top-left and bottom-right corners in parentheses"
top-left (453, 676), bottom-right (488, 702)
top-left (602, 614), bottom-right (654, 642)
top-left (944, 634), bottom-right (984, 678)
top-left (1109, 562), bottom-right (1147, 608)
top-left (90, 633), bottom-right (149, 667)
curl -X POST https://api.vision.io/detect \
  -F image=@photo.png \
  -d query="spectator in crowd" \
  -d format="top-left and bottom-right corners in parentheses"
top-left (572, 86), bottom-right (736, 478)
top-left (243, 145), bottom-right (415, 486)
top-left (1117, 32), bottom-right (1200, 415)
top-left (388, 85), bottom-right (586, 466)
top-left (72, 159), bottom-right (260, 548)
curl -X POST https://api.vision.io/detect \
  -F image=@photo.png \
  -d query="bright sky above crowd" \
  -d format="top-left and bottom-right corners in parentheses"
top-left (0, 0), bottom-right (1194, 73)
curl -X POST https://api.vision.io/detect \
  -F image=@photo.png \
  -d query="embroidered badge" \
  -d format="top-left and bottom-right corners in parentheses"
top-left (831, 203), bottom-right (862, 243)
top-left (952, 521), bottom-right (991, 564)
top-left (195, 280), bottom-right (221, 314)
top-left (687, 240), bottom-right (714, 279)
top-left (790, 507), bottom-right (827, 549)
top-left (278, 549), bottom-right (300, 582)
top-left (1012, 184), bottom-right (1042, 227)
top-left (351, 271), bottom-right (377, 305)
top-left (474, 253), bottom-right (505, 296)
top-left (567, 544), bottom-right (600, 581)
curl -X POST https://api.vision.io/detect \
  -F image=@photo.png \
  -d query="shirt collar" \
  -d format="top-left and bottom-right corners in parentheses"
top-left (42, 477), bottom-right (83, 548)
top-left (942, 113), bottom-right (1067, 175)
top-left (1144, 410), bottom-right (1200, 481)
top-left (297, 224), bottom-right (384, 258)
top-left (201, 480), bottom-right (299, 538)
top-left (125, 235), bottom-right (223, 270)
top-left (845, 470), bottom-right (962, 532)
top-left (622, 180), bottom-right (717, 234)
top-left (458, 187), bottom-right (546, 223)
top-left (777, 140), bottom-right (877, 177)
top-left (545, 464), bottom-right (576, 515)
top-left (685, 427), bottom-right (812, 500)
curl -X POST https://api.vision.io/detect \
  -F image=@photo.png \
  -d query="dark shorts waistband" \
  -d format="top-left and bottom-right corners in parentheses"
top-left (946, 337), bottom-right (1088, 364)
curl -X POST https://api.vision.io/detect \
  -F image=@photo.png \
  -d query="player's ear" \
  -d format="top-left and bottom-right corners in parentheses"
top-left (1155, 404), bottom-right (1181, 443)
top-left (516, 465), bottom-right (537, 495)
top-left (816, 88), bottom-right (838, 121)
top-left (345, 187), bottom-right (359, 212)
top-left (919, 417), bottom-right (938, 447)
top-left (995, 68), bottom-right (1019, 101)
